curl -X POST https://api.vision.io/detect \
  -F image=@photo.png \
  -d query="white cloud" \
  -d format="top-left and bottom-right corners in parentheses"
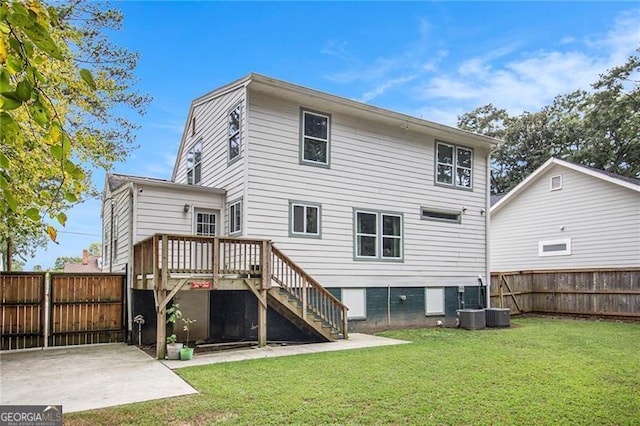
top-left (324, 8), bottom-right (639, 119)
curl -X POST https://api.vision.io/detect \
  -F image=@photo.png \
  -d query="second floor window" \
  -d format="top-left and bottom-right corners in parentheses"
top-left (228, 104), bottom-right (241, 162)
top-left (436, 142), bottom-right (473, 189)
top-left (186, 141), bottom-right (202, 185)
top-left (301, 110), bottom-right (330, 167)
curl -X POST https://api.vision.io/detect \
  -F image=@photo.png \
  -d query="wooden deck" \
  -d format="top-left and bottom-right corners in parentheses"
top-left (133, 234), bottom-right (348, 359)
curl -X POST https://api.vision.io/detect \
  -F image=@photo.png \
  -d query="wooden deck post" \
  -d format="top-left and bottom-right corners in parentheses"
top-left (155, 235), bottom-right (169, 359)
top-left (258, 288), bottom-right (267, 347)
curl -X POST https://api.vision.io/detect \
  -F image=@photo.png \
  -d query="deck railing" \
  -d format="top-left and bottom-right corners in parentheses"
top-left (132, 234), bottom-right (348, 337)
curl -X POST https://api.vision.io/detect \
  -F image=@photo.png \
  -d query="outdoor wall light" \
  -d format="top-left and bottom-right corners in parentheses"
top-left (183, 204), bottom-right (190, 213)
top-left (399, 295), bottom-right (407, 301)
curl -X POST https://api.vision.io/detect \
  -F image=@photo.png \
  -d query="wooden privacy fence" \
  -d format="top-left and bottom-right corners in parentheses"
top-left (491, 269), bottom-right (640, 318)
top-left (0, 272), bottom-right (126, 350)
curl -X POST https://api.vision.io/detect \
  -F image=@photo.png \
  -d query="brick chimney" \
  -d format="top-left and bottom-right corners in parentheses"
top-left (82, 249), bottom-right (89, 265)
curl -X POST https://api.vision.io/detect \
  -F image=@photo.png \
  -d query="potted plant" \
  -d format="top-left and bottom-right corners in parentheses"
top-left (179, 317), bottom-right (196, 360)
top-left (165, 304), bottom-right (183, 360)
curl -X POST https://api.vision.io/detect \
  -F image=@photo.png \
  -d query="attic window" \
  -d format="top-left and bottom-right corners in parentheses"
top-left (550, 175), bottom-right (563, 191)
top-left (191, 117), bottom-right (196, 136)
top-left (228, 103), bottom-right (241, 162)
top-left (538, 238), bottom-right (571, 257)
top-left (421, 207), bottom-right (461, 224)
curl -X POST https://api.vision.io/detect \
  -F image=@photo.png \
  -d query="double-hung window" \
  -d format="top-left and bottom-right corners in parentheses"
top-left (436, 142), bottom-right (473, 189)
top-left (228, 104), bottom-right (241, 162)
top-left (228, 199), bottom-right (242, 235)
top-left (354, 210), bottom-right (403, 261)
top-left (186, 141), bottom-right (202, 185)
top-left (290, 201), bottom-right (321, 238)
top-left (301, 110), bottom-right (330, 167)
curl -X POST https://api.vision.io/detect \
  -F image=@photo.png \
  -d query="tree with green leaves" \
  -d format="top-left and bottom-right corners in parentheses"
top-left (88, 241), bottom-right (101, 257)
top-left (0, 0), bottom-right (149, 270)
top-left (459, 49), bottom-right (639, 194)
top-left (53, 255), bottom-right (81, 271)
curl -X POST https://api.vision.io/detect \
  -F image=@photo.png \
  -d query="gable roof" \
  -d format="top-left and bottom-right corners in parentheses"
top-left (491, 157), bottom-right (640, 214)
top-left (171, 73), bottom-right (502, 180)
top-left (63, 256), bottom-right (102, 273)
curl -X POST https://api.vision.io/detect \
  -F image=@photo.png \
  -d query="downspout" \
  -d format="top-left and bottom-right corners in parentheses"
top-left (109, 201), bottom-right (114, 273)
top-left (485, 146), bottom-right (498, 309)
top-left (127, 182), bottom-right (135, 343)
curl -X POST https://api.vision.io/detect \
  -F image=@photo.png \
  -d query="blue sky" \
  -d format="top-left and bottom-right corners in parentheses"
top-left (24, 1), bottom-right (639, 269)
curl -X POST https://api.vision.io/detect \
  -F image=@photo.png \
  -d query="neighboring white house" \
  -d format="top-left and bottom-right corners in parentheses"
top-left (103, 73), bottom-right (500, 336)
top-left (491, 158), bottom-right (640, 272)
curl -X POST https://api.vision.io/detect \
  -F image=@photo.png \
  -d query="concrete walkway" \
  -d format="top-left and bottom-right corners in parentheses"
top-left (162, 333), bottom-right (410, 369)
top-left (0, 344), bottom-right (197, 413)
top-left (0, 334), bottom-right (409, 413)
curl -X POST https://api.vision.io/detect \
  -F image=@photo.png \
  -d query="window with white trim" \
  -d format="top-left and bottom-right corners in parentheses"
top-left (186, 141), bottom-right (202, 185)
top-left (425, 287), bottom-right (445, 315)
top-left (436, 142), bottom-right (473, 189)
top-left (550, 175), bottom-right (563, 191)
top-left (355, 210), bottom-right (403, 260)
top-left (538, 238), bottom-right (572, 256)
top-left (290, 201), bottom-right (321, 238)
top-left (342, 288), bottom-right (366, 319)
top-left (228, 104), bottom-right (241, 162)
top-left (195, 211), bottom-right (217, 236)
top-left (228, 199), bottom-right (242, 235)
top-left (301, 110), bottom-right (330, 166)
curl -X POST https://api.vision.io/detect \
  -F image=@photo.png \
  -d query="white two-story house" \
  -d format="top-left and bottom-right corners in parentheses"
top-left (103, 73), bottom-right (500, 345)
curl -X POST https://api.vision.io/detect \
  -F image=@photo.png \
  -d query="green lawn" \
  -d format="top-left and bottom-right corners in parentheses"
top-left (66, 317), bottom-right (640, 425)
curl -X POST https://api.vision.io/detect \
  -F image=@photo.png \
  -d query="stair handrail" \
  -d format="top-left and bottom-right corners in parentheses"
top-left (271, 245), bottom-right (348, 337)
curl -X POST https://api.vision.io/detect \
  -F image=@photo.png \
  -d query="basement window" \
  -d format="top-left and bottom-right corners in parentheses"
top-left (421, 207), bottom-right (461, 224)
top-left (550, 175), bottom-right (563, 191)
top-left (538, 238), bottom-right (572, 257)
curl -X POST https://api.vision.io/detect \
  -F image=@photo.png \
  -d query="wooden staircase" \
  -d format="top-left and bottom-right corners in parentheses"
top-left (132, 234), bottom-right (348, 359)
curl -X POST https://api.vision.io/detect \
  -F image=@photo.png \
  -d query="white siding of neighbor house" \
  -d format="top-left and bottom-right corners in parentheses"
top-left (173, 86), bottom-right (247, 235)
top-left (245, 90), bottom-right (491, 288)
top-left (491, 164), bottom-right (640, 271)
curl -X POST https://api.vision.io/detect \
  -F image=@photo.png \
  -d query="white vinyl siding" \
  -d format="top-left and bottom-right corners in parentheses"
top-left (492, 165), bottom-right (640, 271)
top-left (245, 90), bottom-right (490, 288)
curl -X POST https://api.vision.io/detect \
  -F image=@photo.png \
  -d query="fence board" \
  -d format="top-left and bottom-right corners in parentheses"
top-left (49, 274), bottom-right (125, 347)
top-left (491, 269), bottom-right (640, 318)
top-left (0, 273), bottom-right (45, 350)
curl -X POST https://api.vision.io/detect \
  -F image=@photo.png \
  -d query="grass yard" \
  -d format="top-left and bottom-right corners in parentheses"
top-left (66, 317), bottom-right (640, 425)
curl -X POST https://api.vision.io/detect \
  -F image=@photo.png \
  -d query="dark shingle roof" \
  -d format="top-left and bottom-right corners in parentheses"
top-left (107, 173), bottom-right (169, 192)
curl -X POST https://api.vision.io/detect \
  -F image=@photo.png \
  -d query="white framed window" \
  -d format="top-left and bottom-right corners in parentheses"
top-left (195, 210), bottom-right (217, 236)
top-left (228, 103), bottom-right (241, 162)
top-left (354, 210), bottom-right (403, 261)
top-left (425, 287), bottom-right (445, 316)
top-left (289, 201), bottom-right (321, 238)
top-left (550, 175), bottom-right (563, 191)
top-left (228, 199), bottom-right (242, 235)
top-left (300, 109), bottom-right (330, 167)
top-left (538, 238), bottom-right (572, 257)
top-left (186, 140), bottom-right (202, 185)
top-left (436, 142), bottom-right (473, 189)
top-left (421, 207), bottom-right (461, 224)
top-left (342, 288), bottom-right (366, 319)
